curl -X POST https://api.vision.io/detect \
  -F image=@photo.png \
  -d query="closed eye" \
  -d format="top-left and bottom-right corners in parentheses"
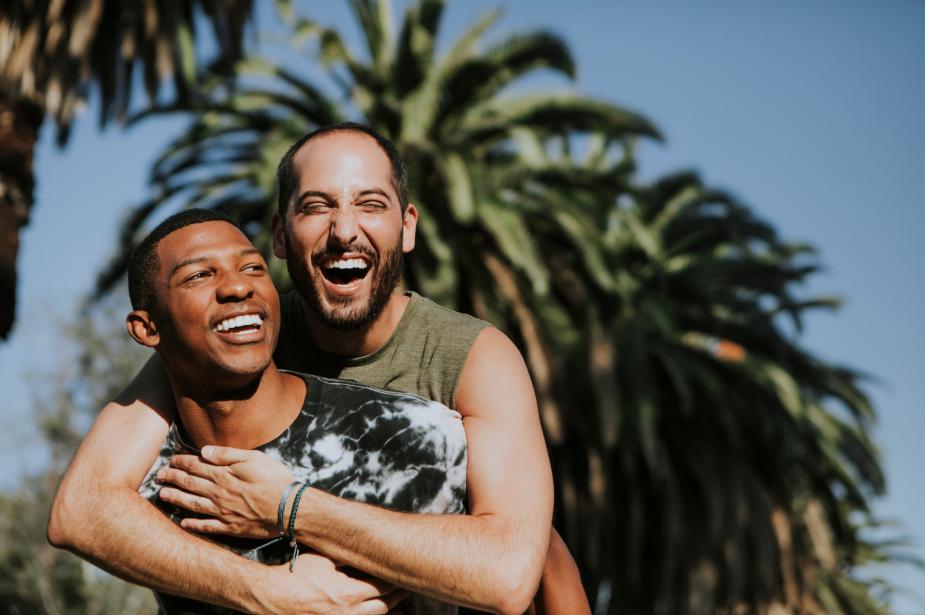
top-left (242, 262), bottom-right (267, 274)
top-left (182, 270), bottom-right (211, 284)
top-left (300, 201), bottom-right (332, 214)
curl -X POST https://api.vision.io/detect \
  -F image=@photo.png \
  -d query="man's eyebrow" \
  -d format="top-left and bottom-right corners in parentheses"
top-left (297, 188), bottom-right (393, 202)
top-left (169, 256), bottom-right (208, 278)
top-left (356, 188), bottom-right (390, 199)
top-left (169, 248), bottom-right (261, 278)
top-left (297, 190), bottom-right (334, 202)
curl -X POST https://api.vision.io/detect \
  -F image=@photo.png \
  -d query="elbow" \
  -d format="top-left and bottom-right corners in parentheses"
top-left (493, 579), bottom-right (537, 615)
top-left (47, 506), bottom-right (72, 549)
top-left (495, 593), bottom-right (534, 615)
top-left (491, 553), bottom-right (544, 615)
top-left (47, 478), bottom-right (95, 551)
top-left (47, 486), bottom-right (78, 549)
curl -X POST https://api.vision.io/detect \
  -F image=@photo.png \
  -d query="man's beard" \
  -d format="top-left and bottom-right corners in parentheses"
top-left (285, 232), bottom-right (404, 331)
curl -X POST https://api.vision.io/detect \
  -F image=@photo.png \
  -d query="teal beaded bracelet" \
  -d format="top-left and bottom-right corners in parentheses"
top-left (287, 483), bottom-right (310, 572)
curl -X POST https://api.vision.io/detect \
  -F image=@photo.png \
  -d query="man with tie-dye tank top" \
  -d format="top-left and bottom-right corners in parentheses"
top-left (49, 125), bottom-right (590, 615)
top-left (122, 210), bottom-right (466, 613)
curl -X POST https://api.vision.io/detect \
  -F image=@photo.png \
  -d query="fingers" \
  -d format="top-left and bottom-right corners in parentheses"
top-left (360, 576), bottom-right (400, 598)
top-left (359, 594), bottom-right (406, 615)
top-left (335, 569), bottom-right (400, 604)
top-left (158, 486), bottom-right (219, 516)
top-left (157, 466), bottom-right (219, 497)
top-left (284, 555), bottom-right (405, 613)
top-left (169, 454), bottom-right (224, 480)
top-left (358, 600), bottom-right (389, 615)
top-left (201, 445), bottom-right (253, 465)
top-left (178, 516), bottom-right (234, 535)
top-left (357, 589), bottom-right (409, 615)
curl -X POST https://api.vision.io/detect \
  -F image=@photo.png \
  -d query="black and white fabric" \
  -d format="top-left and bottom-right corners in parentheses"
top-left (139, 371), bottom-right (468, 615)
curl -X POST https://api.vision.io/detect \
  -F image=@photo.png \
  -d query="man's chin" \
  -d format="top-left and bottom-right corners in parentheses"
top-left (308, 282), bottom-right (377, 331)
top-left (295, 249), bottom-right (403, 332)
top-left (313, 302), bottom-right (376, 331)
top-left (208, 361), bottom-right (271, 396)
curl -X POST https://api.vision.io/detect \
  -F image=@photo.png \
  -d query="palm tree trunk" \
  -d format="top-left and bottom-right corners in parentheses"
top-left (0, 93), bottom-right (43, 340)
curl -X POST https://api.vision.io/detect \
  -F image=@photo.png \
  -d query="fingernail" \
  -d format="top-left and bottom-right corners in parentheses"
top-left (201, 445), bottom-right (213, 457)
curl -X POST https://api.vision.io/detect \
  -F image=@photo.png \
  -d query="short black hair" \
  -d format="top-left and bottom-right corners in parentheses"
top-left (276, 122), bottom-right (409, 220)
top-left (128, 209), bottom-right (236, 311)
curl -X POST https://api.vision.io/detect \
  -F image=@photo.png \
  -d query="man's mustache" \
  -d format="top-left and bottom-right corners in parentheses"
top-left (310, 242), bottom-right (378, 268)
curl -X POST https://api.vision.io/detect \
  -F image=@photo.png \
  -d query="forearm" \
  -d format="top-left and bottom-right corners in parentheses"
top-left (531, 530), bottom-right (590, 615)
top-left (48, 479), bottom-right (270, 612)
top-left (46, 375), bottom-right (272, 613)
top-left (295, 487), bottom-right (546, 615)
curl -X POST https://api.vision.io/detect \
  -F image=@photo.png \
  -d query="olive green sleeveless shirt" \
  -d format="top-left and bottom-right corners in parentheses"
top-left (273, 291), bottom-right (490, 615)
top-left (274, 291), bottom-right (490, 409)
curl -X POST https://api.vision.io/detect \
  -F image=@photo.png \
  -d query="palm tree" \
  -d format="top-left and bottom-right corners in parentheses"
top-left (588, 173), bottom-right (885, 614)
top-left (0, 0), bottom-right (258, 340)
top-left (94, 0), bottom-right (657, 447)
top-left (480, 133), bottom-right (890, 612)
top-left (94, 0), bottom-right (657, 290)
top-left (94, 1), bottom-right (890, 613)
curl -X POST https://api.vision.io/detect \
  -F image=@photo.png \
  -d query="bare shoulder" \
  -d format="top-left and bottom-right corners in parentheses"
top-left (463, 326), bottom-right (527, 369)
top-left (110, 354), bottom-right (176, 421)
top-left (456, 327), bottom-right (536, 419)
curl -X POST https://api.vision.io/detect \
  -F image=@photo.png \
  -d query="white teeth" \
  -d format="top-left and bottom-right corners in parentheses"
top-left (213, 313), bottom-right (263, 332)
top-left (324, 258), bottom-right (368, 270)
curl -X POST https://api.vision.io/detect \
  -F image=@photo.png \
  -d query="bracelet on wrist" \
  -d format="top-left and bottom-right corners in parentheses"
top-left (286, 483), bottom-right (310, 572)
top-left (276, 481), bottom-right (300, 536)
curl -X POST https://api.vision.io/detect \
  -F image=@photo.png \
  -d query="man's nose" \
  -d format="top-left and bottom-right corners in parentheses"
top-left (216, 271), bottom-right (254, 302)
top-left (329, 206), bottom-right (359, 246)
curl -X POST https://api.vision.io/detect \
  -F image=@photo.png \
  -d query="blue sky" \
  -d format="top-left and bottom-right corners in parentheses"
top-left (1, 0), bottom-right (923, 610)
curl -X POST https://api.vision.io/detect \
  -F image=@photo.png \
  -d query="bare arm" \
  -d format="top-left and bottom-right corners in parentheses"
top-left (163, 328), bottom-right (554, 614)
top-left (528, 530), bottom-right (591, 615)
top-left (47, 356), bottom-right (395, 614)
top-left (300, 329), bottom-right (552, 613)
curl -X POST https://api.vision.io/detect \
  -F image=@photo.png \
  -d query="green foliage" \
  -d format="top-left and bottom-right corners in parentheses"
top-left (88, 1), bottom-right (904, 613)
top-left (0, 0), bottom-right (262, 341)
top-left (0, 297), bottom-right (154, 614)
top-left (0, 0), bottom-right (259, 140)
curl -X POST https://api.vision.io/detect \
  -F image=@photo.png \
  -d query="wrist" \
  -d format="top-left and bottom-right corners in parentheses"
top-left (277, 481), bottom-right (300, 536)
top-left (227, 558), bottom-right (276, 614)
top-left (292, 486), bottom-right (324, 545)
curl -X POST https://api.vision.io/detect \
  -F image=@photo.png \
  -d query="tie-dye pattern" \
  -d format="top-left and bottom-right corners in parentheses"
top-left (139, 372), bottom-right (467, 615)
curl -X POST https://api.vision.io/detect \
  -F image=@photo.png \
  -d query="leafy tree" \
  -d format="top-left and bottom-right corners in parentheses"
top-left (0, 297), bottom-right (154, 613)
top-left (93, 0), bottom-right (656, 475)
top-left (94, 0), bottom-right (657, 298)
top-left (91, 1), bottom-right (894, 613)
top-left (0, 0), bottom-right (258, 340)
top-left (466, 130), bottom-right (896, 612)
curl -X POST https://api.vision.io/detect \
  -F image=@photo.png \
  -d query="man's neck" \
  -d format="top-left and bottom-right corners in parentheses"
top-left (170, 364), bottom-right (305, 450)
top-left (302, 292), bottom-right (410, 357)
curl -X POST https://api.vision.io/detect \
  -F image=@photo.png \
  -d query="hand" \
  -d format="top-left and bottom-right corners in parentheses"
top-left (157, 446), bottom-right (293, 538)
top-left (255, 552), bottom-right (409, 615)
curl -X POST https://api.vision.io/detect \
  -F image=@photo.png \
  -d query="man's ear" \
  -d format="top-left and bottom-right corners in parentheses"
top-left (126, 310), bottom-right (160, 349)
top-left (402, 203), bottom-right (418, 254)
top-left (271, 213), bottom-right (287, 259)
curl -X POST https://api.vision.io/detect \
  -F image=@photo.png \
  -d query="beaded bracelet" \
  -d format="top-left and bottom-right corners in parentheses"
top-left (276, 481), bottom-right (300, 536)
top-left (287, 483), bottom-right (310, 572)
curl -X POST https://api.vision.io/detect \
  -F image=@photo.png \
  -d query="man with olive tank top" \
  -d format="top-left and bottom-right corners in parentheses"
top-left (48, 123), bottom-right (590, 614)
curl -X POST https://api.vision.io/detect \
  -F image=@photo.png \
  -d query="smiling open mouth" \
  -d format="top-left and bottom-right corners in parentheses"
top-left (321, 257), bottom-right (370, 285)
top-left (213, 313), bottom-right (263, 334)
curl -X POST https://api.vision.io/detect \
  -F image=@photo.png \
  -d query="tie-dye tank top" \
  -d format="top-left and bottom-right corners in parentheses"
top-left (139, 372), bottom-right (467, 615)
